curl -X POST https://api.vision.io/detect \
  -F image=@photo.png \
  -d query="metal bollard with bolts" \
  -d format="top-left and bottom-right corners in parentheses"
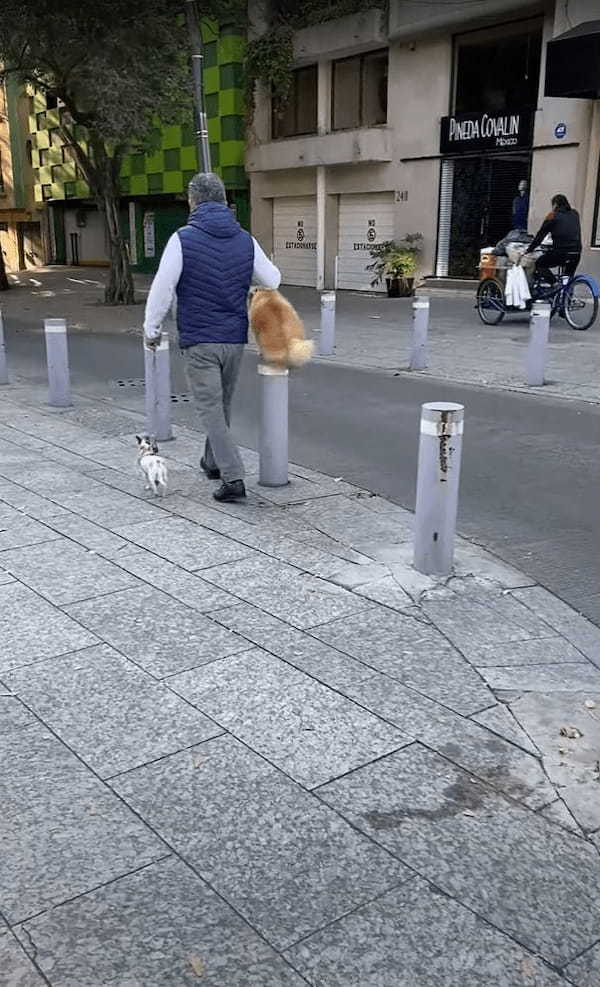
top-left (410, 296), bottom-right (429, 371)
top-left (144, 332), bottom-right (173, 441)
top-left (258, 363), bottom-right (288, 487)
top-left (44, 318), bottom-right (72, 407)
top-left (0, 310), bottom-right (8, 384)
top-left (413, 401), bottom-right (464, 576)
top-left (526, 301), bottom-right (551, 387)
top-left (319, 291), bottom-right (336, 356)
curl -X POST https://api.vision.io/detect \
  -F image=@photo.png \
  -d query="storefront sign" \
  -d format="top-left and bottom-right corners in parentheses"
top-left (285, 219), bottom-right (316, 250)
top-left (440, 110), bottom-right (533, 154)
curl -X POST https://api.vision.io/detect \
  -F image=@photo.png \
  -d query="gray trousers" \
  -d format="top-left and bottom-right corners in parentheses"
top-left (183, 343), bottom-right (245, 483)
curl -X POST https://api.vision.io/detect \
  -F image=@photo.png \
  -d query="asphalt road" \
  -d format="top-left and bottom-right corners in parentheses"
top-left (5, 322), bottom-right (600, 623)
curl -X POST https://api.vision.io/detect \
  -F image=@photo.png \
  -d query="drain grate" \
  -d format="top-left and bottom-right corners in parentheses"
top-left (113, 380), bottom-right (191, 403)
top-left (171, 394), bottom-right (191, 403)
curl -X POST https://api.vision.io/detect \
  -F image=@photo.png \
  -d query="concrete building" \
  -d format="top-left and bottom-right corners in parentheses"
top-left (0, 76), bottom-right (45, 272)
top-left (247, 0), bottom-right (600, 291)
top-left (26, 22), bottom-right (248, 274)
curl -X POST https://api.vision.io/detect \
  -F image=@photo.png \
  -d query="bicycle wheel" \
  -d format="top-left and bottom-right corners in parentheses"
top-left (476, 278), bottom-right (505, 325)
top-left (564, 277), bottom-right (598, 330)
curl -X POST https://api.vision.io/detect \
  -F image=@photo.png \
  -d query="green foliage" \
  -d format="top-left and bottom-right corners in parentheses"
top-left (245, 0), bottom-right (386, 122)
top-left (366, 234), bottom-right (424, 286)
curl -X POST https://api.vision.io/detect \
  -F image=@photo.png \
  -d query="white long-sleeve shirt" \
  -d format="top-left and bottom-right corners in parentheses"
top-left (143, 233), bottom-right (281, 340)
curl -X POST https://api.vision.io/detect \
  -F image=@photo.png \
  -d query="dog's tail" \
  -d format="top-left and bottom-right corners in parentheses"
top-left (287, 338), bottom-right (315, 368)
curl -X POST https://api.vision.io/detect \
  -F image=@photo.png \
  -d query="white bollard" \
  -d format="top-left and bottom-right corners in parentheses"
top-left (44, 318), bottom-right (72, 407)
top-left (319, 291), bottom-right (336, 356)
top-left (413, 401), bottom-right (464, 576)
top-left (410, 296), bottom-right (429, 371)
top-left (144, 332), bottom-right (173, 441)
top-left (526, 301), bottom-right (550, 387)
top-left (0, 310), bottom-right (8, 384)
top-left (258, 363), bottom-right (288, 487)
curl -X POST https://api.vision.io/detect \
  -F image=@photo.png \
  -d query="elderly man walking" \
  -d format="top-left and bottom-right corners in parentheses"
top-left (144, 172), bottom-right (280, 502)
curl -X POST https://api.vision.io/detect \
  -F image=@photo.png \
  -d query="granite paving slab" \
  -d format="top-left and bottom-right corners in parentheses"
top-left (246, 476), bottom-right (340, 504)
top-left (0, 581), bottom-right (98, 675)
top-left (478, 663), bottom-right (600, 692)
top-left (211, 603), bottom-right (375, 689)
top-left (508, 691), bottom-right (600, 832)
top-left (451, 546), bottom-right (537, 588)
top-left (539, 798), bottom-right (583, 836)
top-left (115, 549), bottom-right (237, 612)
top-left (17, 857), bottom-right (306, 987)
top-left (0, 698), bottom-right (165, 923)
top-left (512, 587), bottom-right (600, 667)
top-left (0, 928), bottom-right (46, 986)
top-left (112, 735), bottom-right (410, 950)
top-left (288, 497), bottom-right (404, 548)
top-left (311, 608), bottom-right (493, 714)
top-left (202, 555), bottom-right (370, 629)
top-left (319, 744), bottom-right (600, 967)
top-left (48, 487), bottom-right (165, 528)
top-left (352, 575), bottom-right (414, 611)
top-left (113, 515), bottom-right (253, 570)
top-left (473, 636), bottom-right (583, 666)
top-left (421, 586), bottom-right (553, 659)
top-left (286, 877), bottom-right (568, 987)
top-left (0, 462), bottom-right (105, 496)
top-left (0, 538), bottom-right (139, 606)
top-left (566, 944), bottom-right (600, 987)
top-left (339, 673), bottom-right (554, 807)
top-left (169, 649), bottom-right (406, 788)
top-left (66, 586), bottom-right (249, 678)
top-left (39, 511), bottom-right (143, 560)
top-left (0, 513), bottom-right (60, 553)
top-left (471, 703), bottom-right (539, 755)
top-left (6, 644), bottom-right (222, 778)
top-left (0, 483), bottom-right (70, 519)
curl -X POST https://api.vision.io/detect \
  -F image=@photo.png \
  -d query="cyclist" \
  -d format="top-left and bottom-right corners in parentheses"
top-left (525, 194), bottom-right (581, 283)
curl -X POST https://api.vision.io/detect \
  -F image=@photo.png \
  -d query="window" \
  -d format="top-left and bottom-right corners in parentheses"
top-left (39, 148), bottom-right (52, 166)
top-left (272, 65), bottom-right (317, 139)
top-left (45, 93), bottom-right (58, 109)
top-left (25, 140), bottom-right (33, 167)
top-left (64, 181), bottom-right (77, 198)
top-left (332, 50), bottom-right (388, 131)
top-left (41, 184), bottom-right (52, 200)
top-left (61, 144), bottom-right (76, 164)
top-left (36, 111), bottom-right (47, 130)
top-left (49, 128), bottom-right (62, 148)
top-left (454, 19), bottom-right (542, 114)
top-left (0, 150), bottom-right (4, 192)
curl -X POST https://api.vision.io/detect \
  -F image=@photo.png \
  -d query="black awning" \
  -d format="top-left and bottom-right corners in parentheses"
top-left (545, 20), bottom-right (600, 99)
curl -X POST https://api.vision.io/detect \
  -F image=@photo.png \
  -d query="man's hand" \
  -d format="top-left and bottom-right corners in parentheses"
top-left (144, 333), bottom-right (160, 350)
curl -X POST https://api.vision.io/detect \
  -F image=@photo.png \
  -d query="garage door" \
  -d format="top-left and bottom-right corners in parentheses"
top-left (273, 196), bottom-right (317, 287)
top-left (337, 193), bottom-right (394, 292)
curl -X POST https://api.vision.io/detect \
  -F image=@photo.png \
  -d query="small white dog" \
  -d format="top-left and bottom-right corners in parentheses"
top-left (136, 434), bottom-right (168, 497)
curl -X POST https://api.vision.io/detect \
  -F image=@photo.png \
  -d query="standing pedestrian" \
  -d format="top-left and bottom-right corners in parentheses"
top-left (143, 172), bottom-right (281, 502)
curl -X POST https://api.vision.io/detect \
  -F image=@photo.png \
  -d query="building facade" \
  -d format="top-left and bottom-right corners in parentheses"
top-left (27, 22), bottom-right (247, 274)
top-left (247, 0), bottom-right (600, 291)
top-left (0, 76), bottom-right (45, 272)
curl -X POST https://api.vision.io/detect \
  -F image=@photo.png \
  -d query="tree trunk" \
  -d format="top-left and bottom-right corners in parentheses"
top-left (101, 191), bottom-right (135, 305)
top-left (0, 244), bottom-right (10, 291)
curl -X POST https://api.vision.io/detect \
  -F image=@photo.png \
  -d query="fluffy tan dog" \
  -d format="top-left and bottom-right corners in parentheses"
top-left (249, 288), bottom-right (314, 369)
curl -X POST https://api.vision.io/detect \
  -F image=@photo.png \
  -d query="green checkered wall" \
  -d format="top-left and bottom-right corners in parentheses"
top-left (29, 22), bottom-right (247, 204)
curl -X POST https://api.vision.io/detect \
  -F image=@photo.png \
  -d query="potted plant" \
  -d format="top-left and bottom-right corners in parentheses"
top-left (367, 234), bottom-right (423, 297)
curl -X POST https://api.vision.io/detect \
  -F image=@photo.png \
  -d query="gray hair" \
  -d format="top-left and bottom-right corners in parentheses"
top-left (188, 172), bottom-right (227, 208)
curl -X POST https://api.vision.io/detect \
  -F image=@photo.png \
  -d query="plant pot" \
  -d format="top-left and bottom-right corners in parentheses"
top-left (386, 277), bottom-right (414, 298)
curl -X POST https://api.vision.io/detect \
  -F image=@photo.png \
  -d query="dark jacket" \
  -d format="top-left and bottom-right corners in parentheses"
top-left (511, 194), bottom-right (529, 230)
top-left (527, 207), bottom-right (582, 254)
top-left (176, 202), bottom-right (254, 347)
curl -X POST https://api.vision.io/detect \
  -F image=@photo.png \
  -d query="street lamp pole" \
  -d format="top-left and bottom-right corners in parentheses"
top-left (185, 0), bottom-right (211, 172)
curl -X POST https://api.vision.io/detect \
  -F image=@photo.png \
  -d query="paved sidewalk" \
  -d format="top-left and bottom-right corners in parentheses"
top-left (1, 379), bottom-right (600, 984)
top-left (3, 266), bottom-right (600, 403)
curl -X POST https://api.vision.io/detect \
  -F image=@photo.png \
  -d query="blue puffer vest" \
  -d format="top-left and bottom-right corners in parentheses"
top-left (176, 202), bottom-right (254, 347)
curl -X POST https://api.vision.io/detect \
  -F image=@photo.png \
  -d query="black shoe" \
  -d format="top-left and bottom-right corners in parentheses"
top-left (213, 480), bottom-right (246, 503)
top-left (200, 457), bottom-right (220, 480)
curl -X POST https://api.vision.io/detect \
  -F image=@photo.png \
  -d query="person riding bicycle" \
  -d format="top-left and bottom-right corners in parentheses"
top-left (525, 194), bottom-right (581, 283)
